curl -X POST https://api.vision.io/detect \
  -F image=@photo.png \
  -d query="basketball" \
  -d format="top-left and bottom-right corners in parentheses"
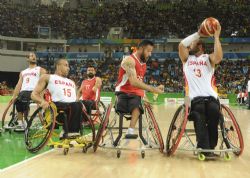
top-left (200, 17), bottom-right (220, 36)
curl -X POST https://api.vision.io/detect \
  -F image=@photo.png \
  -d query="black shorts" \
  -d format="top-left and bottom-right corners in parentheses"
top-left (115, 92), bottom-right (143, 114)
top-left (15, 91), bottom-right (32, 112)
top-left (54, 101), bottom-right (84, 133)
top-left (189, 96), bottom-right (221, 149)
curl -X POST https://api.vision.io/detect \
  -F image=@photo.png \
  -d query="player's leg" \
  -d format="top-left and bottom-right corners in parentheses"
top-left (191, 99), bottom-right (210, 149)
top-left (15, 91), bottom-right (31, 131)
top-left (206, 98), bottom-right (220, 149)
top-left (126, 94), bottom-right (143, 138)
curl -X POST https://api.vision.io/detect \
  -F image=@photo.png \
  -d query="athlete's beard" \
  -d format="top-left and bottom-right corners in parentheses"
top-left (189, 47), bottom-right (199, 55)
top-left (88, 73), bottom-right (94, 78)
top-left (29, 61), bottom-right (36, 65)
top-left (140, 52), bottom-right (147, 63)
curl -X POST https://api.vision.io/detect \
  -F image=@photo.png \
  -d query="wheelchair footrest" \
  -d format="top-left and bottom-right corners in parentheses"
top-left (125, 134), bottom-right (138, 139)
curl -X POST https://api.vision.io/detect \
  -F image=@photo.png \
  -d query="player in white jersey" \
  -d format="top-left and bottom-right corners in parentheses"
top-left (8, 53), bottom-right (46, 131)
top-left (31, 59), bottom-right (85, 138)
top-left (179, 23), bottom-right (223, 156)
top-left (247, 79), bottom-right (250, 109)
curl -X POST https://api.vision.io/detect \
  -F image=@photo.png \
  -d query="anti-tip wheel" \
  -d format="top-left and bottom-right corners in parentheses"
top-left (141, 151), bottom-right (145, 159)
top-left (63, 148), bottom-right (69, 155)
top-left (117, 150), bottom-right (121, 158)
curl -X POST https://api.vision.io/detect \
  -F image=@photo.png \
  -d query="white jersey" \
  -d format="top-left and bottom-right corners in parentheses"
top-left (47, 74), bottom-right (76, 102)
top-left (183, 54), bottom-right (218, 100)
top-left (20, 66), bottom-right (41, 91)
top-left (248, 80), bottom-right (250, 92)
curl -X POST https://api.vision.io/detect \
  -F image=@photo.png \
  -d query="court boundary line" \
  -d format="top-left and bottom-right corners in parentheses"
top-left (0, 149), bottom-right (54, 173)
top-left (0, 131), bottom-right (94, 173)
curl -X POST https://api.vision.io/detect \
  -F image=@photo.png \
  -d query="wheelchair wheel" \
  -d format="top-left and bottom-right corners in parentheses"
top-left (25, 103), bottom-right (57, 153)
top-left (221, 104), bottom-right (244, 156)
top-left (143, 103), bottom-right (164, 153)
top-left (166, 104), bottom-right (188, 156)
top-left (1, 99), bottom-right (17, 129)
top-left (98, 101), bottom-right (106, 122)
top-left (80, 102), bottom-right (96, 143)
top-left (93, 103), bottom-right (112, 152)
top-left (91, 101), bottom-right (107, 124)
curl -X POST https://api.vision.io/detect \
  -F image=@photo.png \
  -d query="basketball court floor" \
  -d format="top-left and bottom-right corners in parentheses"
top-left (0, 103), bottom-right (250, 178)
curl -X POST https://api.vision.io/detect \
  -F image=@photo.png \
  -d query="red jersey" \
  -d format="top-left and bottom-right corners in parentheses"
top-left (81, 77), bottom-right (100, 101)
top-left (115, 54), bottom-right (146, 97)
top-left (44, 89), bottom-right (52, 102)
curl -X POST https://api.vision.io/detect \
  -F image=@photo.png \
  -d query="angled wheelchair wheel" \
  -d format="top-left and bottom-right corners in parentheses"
top-left (98, 101), bottom-right (106, 122)
top-left (166, 104), bottom-right (188, 156)
top-left (143, 103), bottom-right (164, 153)
top-left (80, 102), bottom-right (96, 143)
top-left (25, 103), bottom-right (57, 153)
top-left (93, 103), bottom-right (112, 152)
top-left (91, 101), bottom-right (107, 124)
top-left (1, 99), bottom-right (17, 129)
top-left (221, 104), bottom-right (244, 156)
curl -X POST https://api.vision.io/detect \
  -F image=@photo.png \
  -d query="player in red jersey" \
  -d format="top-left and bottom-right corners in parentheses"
top-left (77, 66), bottom-right (102, 114)
top-left (115, 40), bottom-right (164, 138)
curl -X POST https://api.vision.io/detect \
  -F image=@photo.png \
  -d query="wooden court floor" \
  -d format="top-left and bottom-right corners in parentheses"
top-left (0, 104), bottom-right (250, 178)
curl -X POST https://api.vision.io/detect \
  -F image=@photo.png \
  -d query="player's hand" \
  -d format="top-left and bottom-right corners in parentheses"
top-left (143, 96), bottom-right (150, 103)
top-left (10, 96), bottom-right (17, 103)
top-left (198, 26), bottom-right (209, 37)
top-left (152, 85), bottom-right (164, 94)
top-left (213, 23), bottom-right (221, 39)
top-left (157, 84), bottom-right (164, 91)
top-left (40, 100), bottom-right (49, 110)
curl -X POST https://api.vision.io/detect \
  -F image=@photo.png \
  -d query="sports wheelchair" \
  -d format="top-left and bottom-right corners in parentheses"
top-left (166, 101), bottom-right (244, 161)
top-left (24, 101), bottom-right (105, 155)
top-left (81, 100), bottom-right (106, 125)
top-left (93, 101), bottom-right (164, 158)
top-left (1, 98), bottom-right (37, 133)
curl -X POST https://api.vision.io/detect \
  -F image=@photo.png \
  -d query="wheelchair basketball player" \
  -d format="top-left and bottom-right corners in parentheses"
top-left (179, 22), bottom-right (223, 156)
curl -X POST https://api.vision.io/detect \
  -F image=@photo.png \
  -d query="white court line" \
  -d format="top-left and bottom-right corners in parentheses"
top-left (0, 149), bottom-right (54, 173)
top-left (0, 130), bottom-right (95, 173)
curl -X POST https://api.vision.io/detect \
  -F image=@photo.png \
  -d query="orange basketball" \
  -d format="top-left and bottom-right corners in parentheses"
top-left (200, 17), bottom-right (220, 36)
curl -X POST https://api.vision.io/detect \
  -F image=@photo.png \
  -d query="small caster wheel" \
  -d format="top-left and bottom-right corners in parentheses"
top-left (141, 151), bottom-right (145, 159)
top-left (117, 150), bottom-right (121, 158)
top-left (198, 153), bottom-right (206, 161)
top-left (224, 153), bottom-right (231, 161)
top-left (64, 148), bottom-right (69, 155)
top-left (87, 143), bottom-right (93, 148)
top-left (27, 142), bottom-right (32, 148)
top-left (83, 147), bottom-right (88, 153)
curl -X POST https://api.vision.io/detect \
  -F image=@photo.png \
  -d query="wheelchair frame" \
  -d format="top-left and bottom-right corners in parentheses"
top-left (1, 99), bottom-right (36, 133)
top-left (166, 103), bottom-right (244, 160)
top-left (24, 102), bottom-right (98, 155)
top-left (93, 102), bottom-right (164, 158)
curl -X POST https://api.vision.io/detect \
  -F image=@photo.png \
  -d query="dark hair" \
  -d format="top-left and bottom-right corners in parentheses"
top-left (138, 40), bottom-right (154, 48)
top-left (55, 58), bottom-right (67, 69)
top-left (87, 65), bottom-right (95, 69)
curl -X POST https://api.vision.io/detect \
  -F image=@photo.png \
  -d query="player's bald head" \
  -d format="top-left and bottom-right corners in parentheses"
top-left (55, 58), bottom-right (67, 69)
